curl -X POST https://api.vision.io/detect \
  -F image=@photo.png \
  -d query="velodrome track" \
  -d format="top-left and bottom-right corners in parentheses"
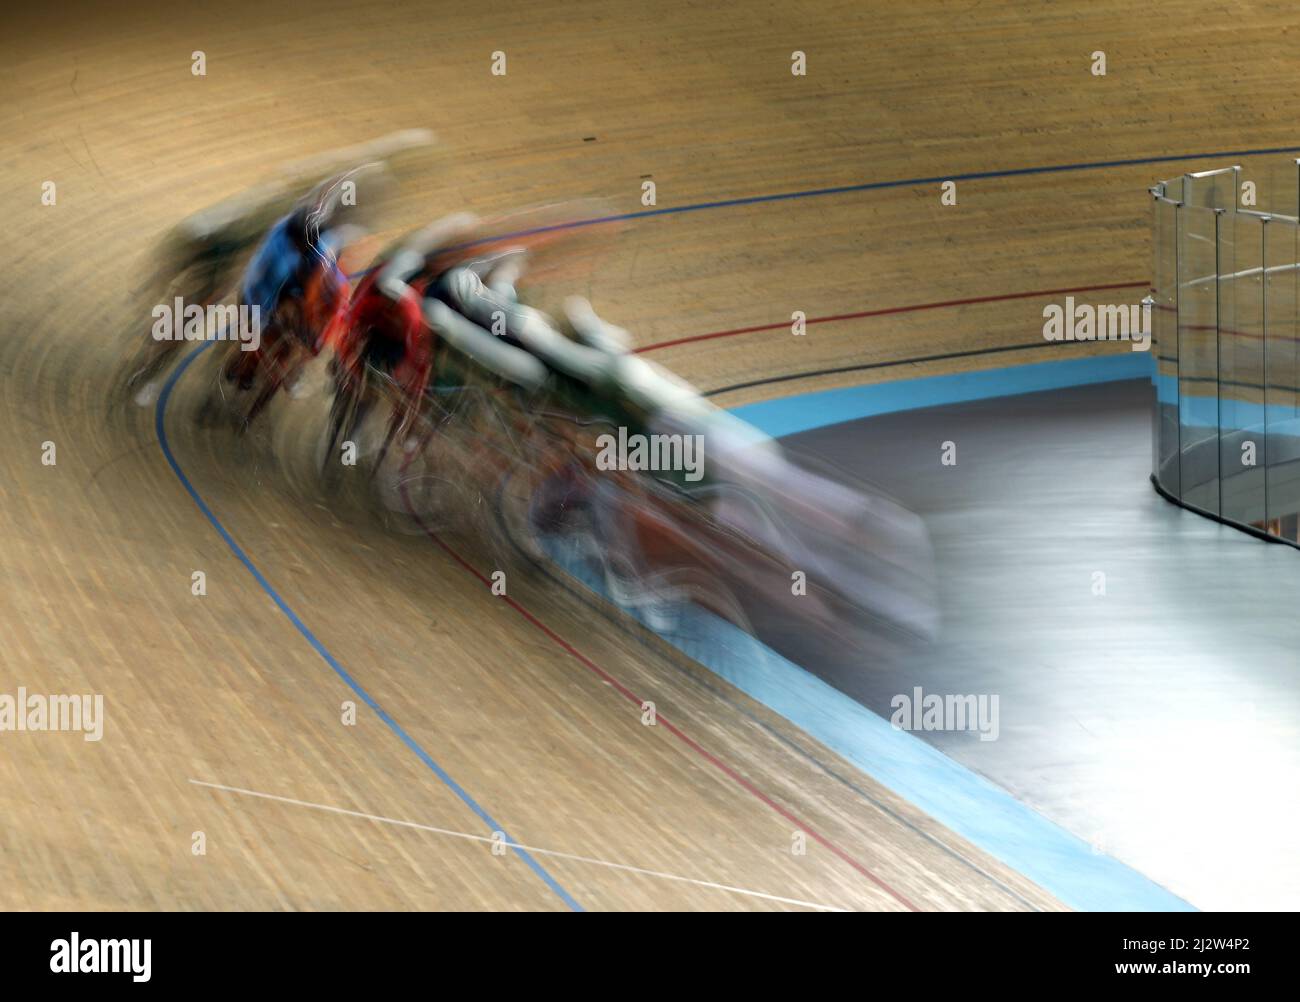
top-left (2, 0), bottom-right (1297, 911)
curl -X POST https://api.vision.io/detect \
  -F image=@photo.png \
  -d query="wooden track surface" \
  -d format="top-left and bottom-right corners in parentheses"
top-left (0, 0), bottom-right (1288, 910)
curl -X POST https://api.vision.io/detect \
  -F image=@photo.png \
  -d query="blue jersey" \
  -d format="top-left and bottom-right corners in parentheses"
top-left (241, 214), bottom-right (346, 317)
top-left (241, 214), bottom-right (300, 317)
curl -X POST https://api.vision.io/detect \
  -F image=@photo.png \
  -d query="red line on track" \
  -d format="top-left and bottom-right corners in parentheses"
top-left (635, 280), bottom-right (1151, 353)
top-left (395, 476), bottom-right (920, 911)
top-left (394, 278), bottom-right (1162, 908)
top-left (389, 276), bottom-right (1163, 908)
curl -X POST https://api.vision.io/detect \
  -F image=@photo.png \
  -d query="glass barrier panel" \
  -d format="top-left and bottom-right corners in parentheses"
top-left (1152, 196), bottom-right (1180, 495)
top-left (1219, 212), bottom-right (1266, 526)
top-left (1257, 160), bottom-right (1300, 218)
top-left (1185, 168), bottom-right (1238, 210)
top-left (1264, 219), bottom-right (1300, 541)
top-left (1176, 204), bottom-right (1220, 514)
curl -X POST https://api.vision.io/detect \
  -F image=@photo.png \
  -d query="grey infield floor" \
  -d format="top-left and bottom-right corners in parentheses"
top-left (776, 379), bottom-right (1300, 910)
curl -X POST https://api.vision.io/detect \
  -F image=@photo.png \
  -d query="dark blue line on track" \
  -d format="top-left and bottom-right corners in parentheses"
top-left (345, 144), bottom-right (1300, 280)
top-left (482, 144), bottom-right (1300, 235)
top-left (469, 144), bottom-right (1300, 237)
top-left (160, 141), bottom-right (1297, 906)
top-left (155, 341), bottom-right (584, 912)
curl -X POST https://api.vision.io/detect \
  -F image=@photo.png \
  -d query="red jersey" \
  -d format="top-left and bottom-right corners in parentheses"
top-left (335, 272), bottom-right (431, 401)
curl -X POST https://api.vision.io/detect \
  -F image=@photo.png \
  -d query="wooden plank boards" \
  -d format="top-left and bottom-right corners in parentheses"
top-left (6, 0), bottom-right (1279, 910)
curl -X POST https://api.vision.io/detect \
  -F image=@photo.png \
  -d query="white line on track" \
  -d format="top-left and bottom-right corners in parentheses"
top-left (190, 778), bottom-right (849, 912)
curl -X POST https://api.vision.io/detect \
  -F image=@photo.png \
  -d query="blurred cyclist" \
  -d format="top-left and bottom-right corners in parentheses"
top-left (217, 173), bottom-right (361, 430)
